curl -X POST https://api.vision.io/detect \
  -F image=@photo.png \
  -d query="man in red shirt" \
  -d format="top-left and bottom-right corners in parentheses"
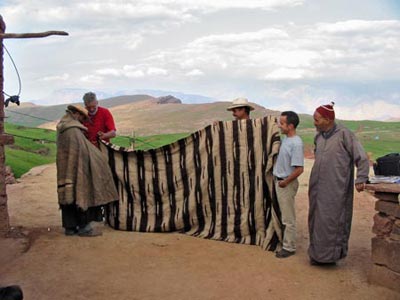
top-left (82, 92), bottom-right (116, 147)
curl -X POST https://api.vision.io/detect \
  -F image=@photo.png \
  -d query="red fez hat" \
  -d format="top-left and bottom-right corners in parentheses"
top-left (316, 102), bottom-right (335, 120)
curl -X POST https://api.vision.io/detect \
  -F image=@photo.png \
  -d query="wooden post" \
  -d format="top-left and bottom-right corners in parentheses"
top-left (0, 15), bottom-right (8, 232)
top-left (0, 15), bottom-right (68, 234)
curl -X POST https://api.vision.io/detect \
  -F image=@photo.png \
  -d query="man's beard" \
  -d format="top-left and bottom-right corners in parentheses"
top-left (88, 107), bottom-right (98, 116)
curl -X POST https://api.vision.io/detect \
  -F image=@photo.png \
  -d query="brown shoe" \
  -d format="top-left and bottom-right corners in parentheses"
top-left (64, 228), bottom-right (78, 236)
top-left (78, 228), bottom-right (102, 237)
top-left (276, 249), bottom-right (295, 258)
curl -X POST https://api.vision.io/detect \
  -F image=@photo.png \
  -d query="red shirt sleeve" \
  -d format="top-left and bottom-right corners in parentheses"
top-left (104, 109), bottom-right (116, 132)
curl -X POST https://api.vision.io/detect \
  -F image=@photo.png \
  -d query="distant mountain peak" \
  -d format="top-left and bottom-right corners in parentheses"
top-left (157, 95), bottom-right (182, 104)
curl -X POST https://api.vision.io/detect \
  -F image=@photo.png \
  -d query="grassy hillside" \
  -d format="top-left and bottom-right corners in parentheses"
top-left (4, 123), bottom-right (188, 178)
top-left (5, 124), bottom-right (57, 178)
top-left (107, 101), bottom-right (277, 136)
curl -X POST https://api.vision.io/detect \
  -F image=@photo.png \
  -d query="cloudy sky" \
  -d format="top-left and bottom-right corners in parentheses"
top-left (1, 0), bottom-right (400, 120)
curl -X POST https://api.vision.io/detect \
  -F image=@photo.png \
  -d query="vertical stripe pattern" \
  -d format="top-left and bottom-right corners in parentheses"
top-left (101, 116), bottom-right (281, 250)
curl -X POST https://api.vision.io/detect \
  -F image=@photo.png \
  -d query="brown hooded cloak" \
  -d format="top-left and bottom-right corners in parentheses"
top-left (56, 111), bottom-right (118, 211)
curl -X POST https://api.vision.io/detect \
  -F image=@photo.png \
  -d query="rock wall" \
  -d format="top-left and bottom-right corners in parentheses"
top-left (367, 185), bottom-right (400, 292)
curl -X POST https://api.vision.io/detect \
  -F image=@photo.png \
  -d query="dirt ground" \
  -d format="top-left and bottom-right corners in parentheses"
top-left (1, 160), bottom-right (399, 300)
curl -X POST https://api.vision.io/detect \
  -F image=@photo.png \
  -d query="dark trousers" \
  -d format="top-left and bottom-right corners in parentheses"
top-left (61, 205), bottom-right (103, 229)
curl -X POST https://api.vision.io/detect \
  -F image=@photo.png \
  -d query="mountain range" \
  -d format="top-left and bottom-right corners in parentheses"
top-left (5, 94), bottom-right (278, 136)
top-left (28, 88), bottom-right (216, 106)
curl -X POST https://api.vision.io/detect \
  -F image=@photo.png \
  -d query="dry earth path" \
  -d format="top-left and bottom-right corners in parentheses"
top-left (0, 161), bottom-right (399, 300)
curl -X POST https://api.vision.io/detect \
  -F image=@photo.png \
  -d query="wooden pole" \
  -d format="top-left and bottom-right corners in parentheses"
top-left (0, 15), bottom-right (68, 234)
top-left (0, 15), bottom-right (10, 232)
top-left (0, 31), bottom-right (68, 39)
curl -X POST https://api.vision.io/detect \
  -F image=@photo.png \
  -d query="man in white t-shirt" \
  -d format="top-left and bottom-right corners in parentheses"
top-left (273, 111), bottom-right (304, 258)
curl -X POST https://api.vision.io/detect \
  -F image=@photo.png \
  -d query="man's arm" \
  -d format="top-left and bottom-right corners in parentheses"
top-left (344, 129), bottom-right (369, 192)
top-left (98, 130), bottom-right (116, 140)
top-left (98, 108), bottom-right (117, 140)
top-left (278, 166), bottom-right (303, 188)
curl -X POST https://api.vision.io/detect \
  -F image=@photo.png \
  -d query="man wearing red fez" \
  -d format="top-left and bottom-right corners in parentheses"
top-left (308, 102), bottom-right (369, 265)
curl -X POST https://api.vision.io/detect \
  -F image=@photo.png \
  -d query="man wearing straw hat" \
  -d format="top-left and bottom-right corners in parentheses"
top-left (56, 105), bottom-right (118, 237)
top-left (226, 97), bottom-right (255, 120)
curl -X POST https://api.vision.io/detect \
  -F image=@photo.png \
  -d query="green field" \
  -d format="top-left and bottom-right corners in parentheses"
top-left (4, 123), bottom-right (188, 178)
top-left (4, 118), bottom-right (400, 178)
top-left (297, 116), bottom-right (400, 160)
top-left (113, 133), bottom-right (189, 150)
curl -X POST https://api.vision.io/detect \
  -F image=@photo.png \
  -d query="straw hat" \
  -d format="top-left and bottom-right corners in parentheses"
top-left (67, 104), bottom-right (89, 120)
top-left (226, 97), bottom-right (255, 111)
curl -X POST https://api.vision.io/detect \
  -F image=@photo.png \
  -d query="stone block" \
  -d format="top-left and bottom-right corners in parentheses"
top-left (5, 166), bottom-right (16, 184)
top-left (374, 192), bottom-right (400, 204)
top-left (366, 183), bottom-right (400, 194)
top-left (0, 203), bottom-right (10, 232)
top-left (371, 237), bottom-right (400, 273)
top-left (375, 200), bottom-right (400, 218)
top-left (390, 233), bottom-right (400, 241)
top-left (372, 213), bottom-right (394, 237)
top-left (369, 264), bottom-right (400, 293)
top-left (0, 194), bottom-right (7, 205)
top-left (393, 223), bottom-right (400, 235)
top-left (391, 222), bottom-right (400, 241)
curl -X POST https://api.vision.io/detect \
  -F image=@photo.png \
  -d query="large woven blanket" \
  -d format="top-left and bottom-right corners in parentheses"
top-left (101, 116), bottom-right (282, 250)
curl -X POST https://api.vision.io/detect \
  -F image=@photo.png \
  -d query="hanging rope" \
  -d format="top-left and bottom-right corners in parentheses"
top-left (2, 44), bottom-right (22, 107)
top-left (6, 109), bottom-right (56, 122)
top-left (8, 133), bottom-right (56, 143)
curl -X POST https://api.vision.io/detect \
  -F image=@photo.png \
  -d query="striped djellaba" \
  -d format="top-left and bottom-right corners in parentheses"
top-left (100, 116), bottom-right (282, 250)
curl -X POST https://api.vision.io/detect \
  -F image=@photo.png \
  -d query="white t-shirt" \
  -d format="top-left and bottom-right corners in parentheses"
top-left (273, 135), bottom-right (304, 178)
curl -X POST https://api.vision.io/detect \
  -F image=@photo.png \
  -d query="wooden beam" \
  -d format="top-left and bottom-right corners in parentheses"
top-left (0, 31), bottom-right (68, 39)
top-left (365, 183), bottom-right (400, 194)
top-left (0, 134), bottom-right (14, 145)
top-left (0, 15), bottom-right (8, 233)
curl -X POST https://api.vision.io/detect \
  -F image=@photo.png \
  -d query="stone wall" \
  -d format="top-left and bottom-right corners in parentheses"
top-left (366, 184), bottom-right (400, 292)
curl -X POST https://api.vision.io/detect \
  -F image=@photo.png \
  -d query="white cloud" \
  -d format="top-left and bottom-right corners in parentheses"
top-left (39, 73), bottom-right (70, 81)
top-left (260, 83), bottom-right (400, 121)
top-left (2, 0), bottom-right (303, 33)
top-left (80, 74), bottom-right (103, 83)
top-left (190, 28), bottom-right (289, 45)
top-left (315, 19), bottom-right (400, 35)
top-left (186, 69), bottom-right (204, 77)
top-left (71, 29), bottom-right (144, 50)
top-left (126, 70), bottom-right (145, 78)
top-left (121, 65), bottom-right (145, 77)
top-left (146, 67), bottom-right (168, 76)
top-left (265, 68), bottom-right (307, 80)
top-left (264, 85), bottom-right (336, 113)
top-left (336, 100), bottom-right (400, 121)
top-left (72, 59), bottom-right (116, 66)
top-left (140, 20), bottom-right (400, 81)
top-left (93, 65), bottom-right (167, 78)
top-left (96, 68), bottom-right (122, 76)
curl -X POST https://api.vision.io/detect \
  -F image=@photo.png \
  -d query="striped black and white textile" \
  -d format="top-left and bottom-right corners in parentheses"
top-left (100, 116), bottom-right (282, 250)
